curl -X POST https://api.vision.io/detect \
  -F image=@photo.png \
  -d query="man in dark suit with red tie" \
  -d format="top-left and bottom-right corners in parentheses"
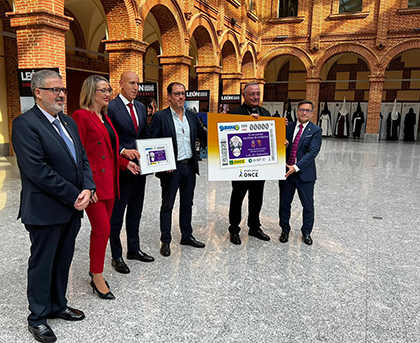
top-left (279, 100), bottom-right (322, 245)
top-left (107, 71), bottom-right (154, 274)
top-left (12, 70), bottom-right (96, 343)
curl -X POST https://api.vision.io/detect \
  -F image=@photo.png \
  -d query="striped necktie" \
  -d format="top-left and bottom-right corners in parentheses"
top-left (287, 124), bottom-right (303, 165)
top-left (52, 118), bottom-right (76, 162)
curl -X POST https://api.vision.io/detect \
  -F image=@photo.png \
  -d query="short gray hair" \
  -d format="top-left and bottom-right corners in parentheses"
top-left (31, 70), bottom-right (62, 97)
top-left (242, 82), bottom-right (260, 94)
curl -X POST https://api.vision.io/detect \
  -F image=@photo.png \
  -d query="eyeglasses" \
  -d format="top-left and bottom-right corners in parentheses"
top-left (298, 108), bottom-right (313, 114)
top-left (38, 87), bottom-right (67, 95)
top-left (96, 88), bottom-right (113, 94)
top-left (171, 92), bottom-right (186, 97)
top-left (245, 92), bottom-right (261, 97)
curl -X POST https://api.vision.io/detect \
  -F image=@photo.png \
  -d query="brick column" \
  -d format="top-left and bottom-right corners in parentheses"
top-left (105, 39), bottom-right (148, 94)
top-left (159, 55), bottom-right (192, 108)
top-left (305, 77), bottom-right (322, 123)
top-left (221, 72), bottom-right (243, 95)
top-left (365, 75), bottom-right (386, 143)
top-left (0, 15), bottom-right (19, 156)
top-left (195, 66), bottom-right (222, 113)
top-left (8, 10), bottom-right (71, 84)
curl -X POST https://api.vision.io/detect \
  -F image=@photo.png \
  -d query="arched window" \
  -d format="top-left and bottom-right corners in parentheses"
top-left (408, 0), bottom-right (420, 8)
top-left (278, 0), bottom-right (298, 18)
top-left (339, 0), bottom-right (363, 13)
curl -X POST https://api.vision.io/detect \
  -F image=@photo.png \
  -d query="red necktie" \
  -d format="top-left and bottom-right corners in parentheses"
top-left (127, 103), bottom-right (138, 133)
top-left (287, 124), bottom-right (303, 165)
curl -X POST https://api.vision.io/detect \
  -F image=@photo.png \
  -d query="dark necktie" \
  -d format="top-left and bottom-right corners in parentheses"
top-left (52, 118), bottom-right (76, 162)
top-left (287, 124), bottom-right (303, 165)
top-left (127, 103), bottom-right (138, 133)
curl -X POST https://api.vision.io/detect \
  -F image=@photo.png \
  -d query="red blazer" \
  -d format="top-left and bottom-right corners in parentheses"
top-left (72, 109), bottom-right (129, 200)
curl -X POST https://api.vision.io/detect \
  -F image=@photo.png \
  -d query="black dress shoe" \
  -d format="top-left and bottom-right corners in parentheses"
top-left (127, 249), bottom-right (155, 262)
top-left (302, 234), bottom-right (313, 245)
top-left (90, 280), bottom-right (115, 300)
top-left (48, 307), bottom-right (85, 321)
top-left (279, 231), bottom-right (289, 243)
top-left (160, 242), bottom-right (171, 257)
top-left (28, 324), bottom-right (57, 343)
top-left (248, 229), bottom-right (270, 241)
top-left (180, 236), bottom-right (205, 248)
top-left (230, 233), bottom-right (241, 245)
top-left (111, 257), bottom-right (130, 274)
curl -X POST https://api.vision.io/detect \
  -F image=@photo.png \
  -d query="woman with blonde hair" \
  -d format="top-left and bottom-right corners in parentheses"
top-left (73, 75), bottom-right (139, 299)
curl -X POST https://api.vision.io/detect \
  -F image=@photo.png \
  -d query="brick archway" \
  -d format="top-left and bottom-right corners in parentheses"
top-left (101, 0), bottom-right (138, 40)
top-left (190, 25), bottom-right (217, 66)
top-left (242, 50), bottom-right (256, 79)
top-left (140, 0), bottom-right (188, 56)
top-left (257, 46), bottom-right (313, 79)
top-left (219, 31), bottom-right (241, 73)
top-left (313, 43), bottom-right (379, 77)
top-left (64, 8), bottom-right (86, 57)
top-left (188, 13), bottom-right (219, 63)
top-left (380, 39), bottom-right (420, 71)
top-left (240, 42), bottom-right (257, 79)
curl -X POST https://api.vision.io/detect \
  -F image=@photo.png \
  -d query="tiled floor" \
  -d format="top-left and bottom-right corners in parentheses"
top-left (0, 138), bottom-right (419, 342)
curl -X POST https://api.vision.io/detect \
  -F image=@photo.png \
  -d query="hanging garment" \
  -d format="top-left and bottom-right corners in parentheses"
top-left (403, 108), bottom-right (416, 141)
top-left (386, 111), bottom-right (401, 140)
top-left (351, 103), bottom-right (365, 139)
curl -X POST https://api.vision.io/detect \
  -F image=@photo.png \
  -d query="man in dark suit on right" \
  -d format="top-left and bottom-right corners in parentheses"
top-left (279, 99), bottom-right (322, 245)
top-left (107, 71), bottom-right (154, 274)
top-left (227, 82), bottom-right (272, 245)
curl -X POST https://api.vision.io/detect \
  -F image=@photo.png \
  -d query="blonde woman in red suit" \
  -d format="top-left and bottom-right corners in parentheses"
top-left (73, 75), bottom-right (139, 299)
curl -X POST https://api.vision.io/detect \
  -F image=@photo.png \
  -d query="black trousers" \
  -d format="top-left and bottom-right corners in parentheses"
top-left (159, 160), bottom-right (196, 243)
top-left (26, 214), bottom-right (81, 326)
top-left (110, 171), bottom-right (146, 259)
top-left (228, 180), bottom-right (265, 234)
top-left (279, 174), bottom-right (315, 235)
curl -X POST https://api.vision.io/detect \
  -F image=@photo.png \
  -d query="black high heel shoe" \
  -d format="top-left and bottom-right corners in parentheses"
top-left (90, 280), bottom-right (116, 300)
top-left (89, 271), bottom-right (111, 289)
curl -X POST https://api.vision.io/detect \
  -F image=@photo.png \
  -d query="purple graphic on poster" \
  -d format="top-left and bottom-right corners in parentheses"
top-left (148, 150), bottom-right (167, 163)
top-left (228, 132), bottom-right (270, 160)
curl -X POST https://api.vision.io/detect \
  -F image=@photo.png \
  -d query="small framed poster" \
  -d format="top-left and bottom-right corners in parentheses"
top-left (135, 138), bottom-right (176, 175)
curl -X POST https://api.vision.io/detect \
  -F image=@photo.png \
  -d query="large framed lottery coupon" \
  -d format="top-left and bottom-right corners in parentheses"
top-left (218, 121), bottom-right (277, 169)
top-left (135, 138), bottom-right (176, 175)
top-left (207, 113), bottom-right (286, 181)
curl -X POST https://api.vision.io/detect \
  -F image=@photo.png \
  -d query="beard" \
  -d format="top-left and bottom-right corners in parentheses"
top-left (44, 97), bottom-right (65, 114)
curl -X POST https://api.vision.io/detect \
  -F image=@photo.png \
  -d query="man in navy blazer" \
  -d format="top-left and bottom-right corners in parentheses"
top-left (12, 70), bottom-right (95, 343)
top-left (279, 99), bottom-right (322, 245)
top-left (149, 82), bottom-right (207, 257)
top-left (107, 71), bottom-right (154, 274)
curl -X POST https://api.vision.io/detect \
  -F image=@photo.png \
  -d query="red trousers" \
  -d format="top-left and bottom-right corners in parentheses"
top-left (85, 198), bottom-right (114, 273)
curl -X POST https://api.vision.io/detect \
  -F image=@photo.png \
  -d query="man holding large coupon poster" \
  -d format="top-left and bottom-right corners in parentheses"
top-left (227, 82), bottom-right (272, 245)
